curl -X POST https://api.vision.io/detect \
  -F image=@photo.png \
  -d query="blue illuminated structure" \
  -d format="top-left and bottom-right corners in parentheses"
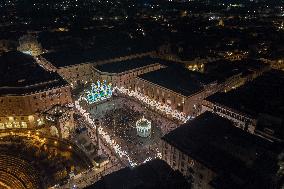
top-left (84, 80), bottom-right (112, 104)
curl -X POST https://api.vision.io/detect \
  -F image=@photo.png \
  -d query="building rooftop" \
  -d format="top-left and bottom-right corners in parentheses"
top-left (206, 69), bottom-right (284, 119)
top-left (84, 159), bottom-right (189, 189)
top-left (139, 66), bottom-right (215, 96)
top-left (95, 56), bottom-right (161, 73)
top-left (203, 59), bottom-right (268, 82)
top-left (162, 112), bottom-right (280, 188)
top-left (42, 46), bottom-right (155, 68)
top-left (0, 51), bottom-right (68, 96)
top-left (206, 70), bottom-right (284, 140)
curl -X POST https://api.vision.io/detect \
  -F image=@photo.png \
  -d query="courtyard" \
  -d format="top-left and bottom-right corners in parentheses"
top-left (88, 96), bottom-right (178, 165)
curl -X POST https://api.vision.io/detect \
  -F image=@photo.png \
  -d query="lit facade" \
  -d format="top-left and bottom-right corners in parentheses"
top-left (201, 70), bottom-right (284, 142)
top-left (201, 99), bottom-right (256, 133)
top-left (161, 140), bottom-right (216, 189)
top-left (0, 51), bottom-right (73, 137)
top-left (0, 86), bottom-right (72, 130)
top-left (161, 112), bottom-right (279, 189)
top-left (57, 63), bottom-right (95, 87)
top-left (134, 77), bottom-right (218, 116)
top-left (93, 60), bottom-right (163, 88)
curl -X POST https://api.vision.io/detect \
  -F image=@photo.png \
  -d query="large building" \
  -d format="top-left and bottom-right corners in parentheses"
top-left (202, 59), bottom-right (270, 92)
top-left (202, 69), bottom-right (284, 142)
top-left (41, 48), bottom-right (156, 87)
top-left (135, 66), bottom-right (219, 116)
top-left (93, 56), bottom-right (165, 88)
top-left (161, 112), bottom-right (281, 189)
top-left (0, 51), bottom-right (73, 136)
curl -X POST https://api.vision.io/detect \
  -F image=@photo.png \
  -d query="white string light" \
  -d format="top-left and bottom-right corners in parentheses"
top-left (113, 87), bottom-right (193, 123)
top-left (75, 86), bottom-right (179, 167)
top-left (75, 97), bottom-right (137, 167)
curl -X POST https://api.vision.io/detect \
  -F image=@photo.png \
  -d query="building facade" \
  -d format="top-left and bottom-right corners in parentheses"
top-left (161, 140), bottom-right (216, 189)
top-left (0, 51), bottom-right (74, 138)
top-left (201, 99), bottom-right (256, 133)
top-left (0, 86), bottom-right (72, 130)
top-left (41, 50), bottom-right (156, 88)
top-left (201, 70), bottom-right (284, 142)
top-left (134, 67), bottom-right (219, 116)
top-left (161, 112), bottom-right (280, 189)
top-left (93, 61), bottom-right (163, 88)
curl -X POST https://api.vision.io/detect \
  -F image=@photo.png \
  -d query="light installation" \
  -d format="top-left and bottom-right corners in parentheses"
top-left (136, 117), bottom-right (152, 138)
top-left (113, 87), bottom-right (193, 123)
top-left (83, 80), bottom-right (112, 104)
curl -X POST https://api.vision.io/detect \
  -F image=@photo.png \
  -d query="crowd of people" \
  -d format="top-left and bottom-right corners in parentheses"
top-left (92, 96), bottom-right (179, 164)
top-left (80, 94), bottom-right (180, 165)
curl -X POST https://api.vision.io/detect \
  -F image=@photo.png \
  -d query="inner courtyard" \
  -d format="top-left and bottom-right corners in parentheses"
top-left (86, 95), bottom-right (178, 165)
